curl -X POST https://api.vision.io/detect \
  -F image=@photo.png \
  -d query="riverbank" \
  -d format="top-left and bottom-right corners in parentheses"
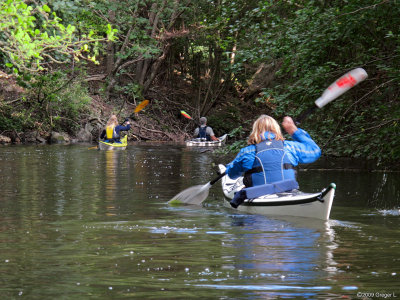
top-left (1, 69), bottom-right (399, 171)
top-left (0, 69), bottom-right (247, 146)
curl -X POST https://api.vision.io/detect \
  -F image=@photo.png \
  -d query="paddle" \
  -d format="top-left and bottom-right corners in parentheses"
top-left (122, 99), bottom-right (150, 122)
top-left (181, 110), bottom-right (193, 120)
top-left (134, 100), bottom-right (150, 114)
top-left (118, 100), bottom-right (150, 125)
top-left (169, 68), bottom-right (368, 205)
top-left (88, 100), bottom-right (150, 149)
top-left (296, 68), bottom-right (368, 124)
top-left (168, 171), bottom-right (226, 205)
top-left (181, 110), bottom-right (203, 128)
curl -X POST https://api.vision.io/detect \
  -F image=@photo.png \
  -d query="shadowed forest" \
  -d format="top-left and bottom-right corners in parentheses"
top-left (0, 0), bottom-right (399, 167)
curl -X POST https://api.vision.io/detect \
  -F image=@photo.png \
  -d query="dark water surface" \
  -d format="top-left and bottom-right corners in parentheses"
top-left (0, 143), bottom-right (399, 299)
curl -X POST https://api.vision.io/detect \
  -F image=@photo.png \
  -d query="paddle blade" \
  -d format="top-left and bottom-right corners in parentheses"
top-left (134, 100), bottom-right (150, 113)
top-left (180, 110), bottom-right (192, 119)
top-left (315, 68), bottom-right (368, 108)
top-left (168, 183), bottom-right (211, 205)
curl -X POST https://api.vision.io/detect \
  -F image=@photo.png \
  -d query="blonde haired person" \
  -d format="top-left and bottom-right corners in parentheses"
top-left (100, 114), bottom-right (131, 143)
top-left (247, 115), bottom-right (285, 144)
top-left (226, 115), bottom-right (321, 208)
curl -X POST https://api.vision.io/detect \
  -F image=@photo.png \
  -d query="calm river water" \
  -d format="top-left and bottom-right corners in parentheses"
top-left (0, 143), bottom-right (399, 299)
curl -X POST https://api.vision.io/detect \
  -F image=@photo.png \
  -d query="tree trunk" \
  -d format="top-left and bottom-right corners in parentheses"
top-left (199, 45), bottom-right (223, 115)
top-left (105, 2), bottom-right (139, 100)
top-left (143, 43), bottom-right (170, 93)
top-left (106, 4), bottom-right (116, 75)
top-left (137, 2), bottom-right (162, 85)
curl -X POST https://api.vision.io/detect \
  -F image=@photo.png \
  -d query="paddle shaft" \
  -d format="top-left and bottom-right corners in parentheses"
top-left (119, 119), bottom-right (131, 126)
top-left (210, 172), bottom-right (226, 185)
top-left (118, 100), bottom-right (150, 125)
top-left (295, 105), bottom-right (317, 124)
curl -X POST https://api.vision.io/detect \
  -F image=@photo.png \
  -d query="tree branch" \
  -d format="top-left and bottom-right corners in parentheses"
top-left (335, 119), bottom-right (400, 140)
top-left (322, 79), bottom-right (395, 148)
top-left (338, 0), bottom-right (390, 16)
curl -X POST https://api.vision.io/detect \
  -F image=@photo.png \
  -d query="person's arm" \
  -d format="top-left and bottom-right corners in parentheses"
top-left (114, 123), bottom-right (131, 138)
top-left (282, 116), bottom-right (321, 165)
top-left (117, 122), bottom-right (131, 132)
top-left (207, 127), bottom-right (219, 141)
top-left (193, 128), bottom-right (199, 137)
top-left (225, 145), bottom-right (256, 179)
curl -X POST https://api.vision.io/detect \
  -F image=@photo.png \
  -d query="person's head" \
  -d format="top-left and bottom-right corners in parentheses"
top-left (199, 117), bottom-right (207, 125)
top-left (106, 115), bottom-right (118, 127)
top-left (248, 115), bottom-right (284, 144)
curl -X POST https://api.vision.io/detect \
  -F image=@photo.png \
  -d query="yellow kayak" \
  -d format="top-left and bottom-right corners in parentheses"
top-left (98, 135), bottom-right (128, 150)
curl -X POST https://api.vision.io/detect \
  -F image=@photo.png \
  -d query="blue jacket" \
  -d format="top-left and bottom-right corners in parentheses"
top-left (248, 138), bottom-right (297, 185)
top-left (225, 128), bottom-right (321, 181)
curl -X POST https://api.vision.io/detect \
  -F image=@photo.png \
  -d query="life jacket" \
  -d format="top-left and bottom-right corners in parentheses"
top-left (244, 139), bottom-right (297, 187)
top-left (105, 125), bottom-right (119, 140)
top-left (197, 126), bottom-right (211, 141)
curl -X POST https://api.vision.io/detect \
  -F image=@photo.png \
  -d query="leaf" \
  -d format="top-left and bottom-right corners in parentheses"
top-left (42, 4), bottom-right (51, 13)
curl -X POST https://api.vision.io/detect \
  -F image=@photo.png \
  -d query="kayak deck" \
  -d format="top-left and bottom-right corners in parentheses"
top-left (219, 164), bottom-right (335, 220)
top-left (98, 135), bottom-right (128, 150)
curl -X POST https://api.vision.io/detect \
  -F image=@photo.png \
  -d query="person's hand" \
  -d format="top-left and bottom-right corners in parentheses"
top-left (282, 116), bottom-right (297, 135)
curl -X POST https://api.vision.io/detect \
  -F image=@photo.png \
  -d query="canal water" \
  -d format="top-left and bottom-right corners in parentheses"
top-left (0, 143), bottom-right (399, 299)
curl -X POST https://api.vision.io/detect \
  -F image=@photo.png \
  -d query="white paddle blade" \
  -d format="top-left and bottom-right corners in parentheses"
top-left (168, 183), bottom-right (211, 205)
top-left (315, 68), bottom-right (368, 108)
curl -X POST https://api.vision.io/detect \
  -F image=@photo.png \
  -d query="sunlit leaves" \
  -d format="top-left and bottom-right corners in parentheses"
top-left (0, 0), bottom-right (111, 73)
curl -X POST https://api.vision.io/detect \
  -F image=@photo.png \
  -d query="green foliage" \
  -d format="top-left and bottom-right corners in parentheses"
top-left (113, 82), bottom-right (143, 101)
top-left (186, 0), bottom-right (400, 164)
top-left (0, 0), bottom-right (399, 166)
top-left (0, 107), bottom-right (25, 132)
top-left (91, 0), bottom-right (173, 59)
top-left (0, 0), bottom-right (110, 73)
top-left (12, 71), bottom-right (92, 133)
top-left (52, 76), bottom-right (90, 131)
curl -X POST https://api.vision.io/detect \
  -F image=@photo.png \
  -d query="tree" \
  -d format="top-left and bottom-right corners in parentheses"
top-left (0, 0), bottom-right (115, 74)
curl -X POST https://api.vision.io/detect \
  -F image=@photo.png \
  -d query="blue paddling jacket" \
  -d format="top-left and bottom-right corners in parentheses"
top-left (225, 128), bottom-right (321, 187)
top-left (244, 138), bottom-right (296, 186)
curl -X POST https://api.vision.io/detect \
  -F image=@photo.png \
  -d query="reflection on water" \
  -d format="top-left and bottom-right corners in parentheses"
top-left (0, 144), bottom-right (399, 298)
top-left (378, 209), bottom-right (400, 216)
top-left (105, 151), bottom-right (118, 216)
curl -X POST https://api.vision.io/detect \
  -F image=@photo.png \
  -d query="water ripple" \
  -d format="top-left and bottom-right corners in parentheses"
top-left (195, 284), bottom-right (333, 291)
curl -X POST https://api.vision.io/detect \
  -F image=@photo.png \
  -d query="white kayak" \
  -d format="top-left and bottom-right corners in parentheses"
top-left (186, 134), bottom-right (227, 147)
top-left (219, 164), bottom-right (335, 220)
